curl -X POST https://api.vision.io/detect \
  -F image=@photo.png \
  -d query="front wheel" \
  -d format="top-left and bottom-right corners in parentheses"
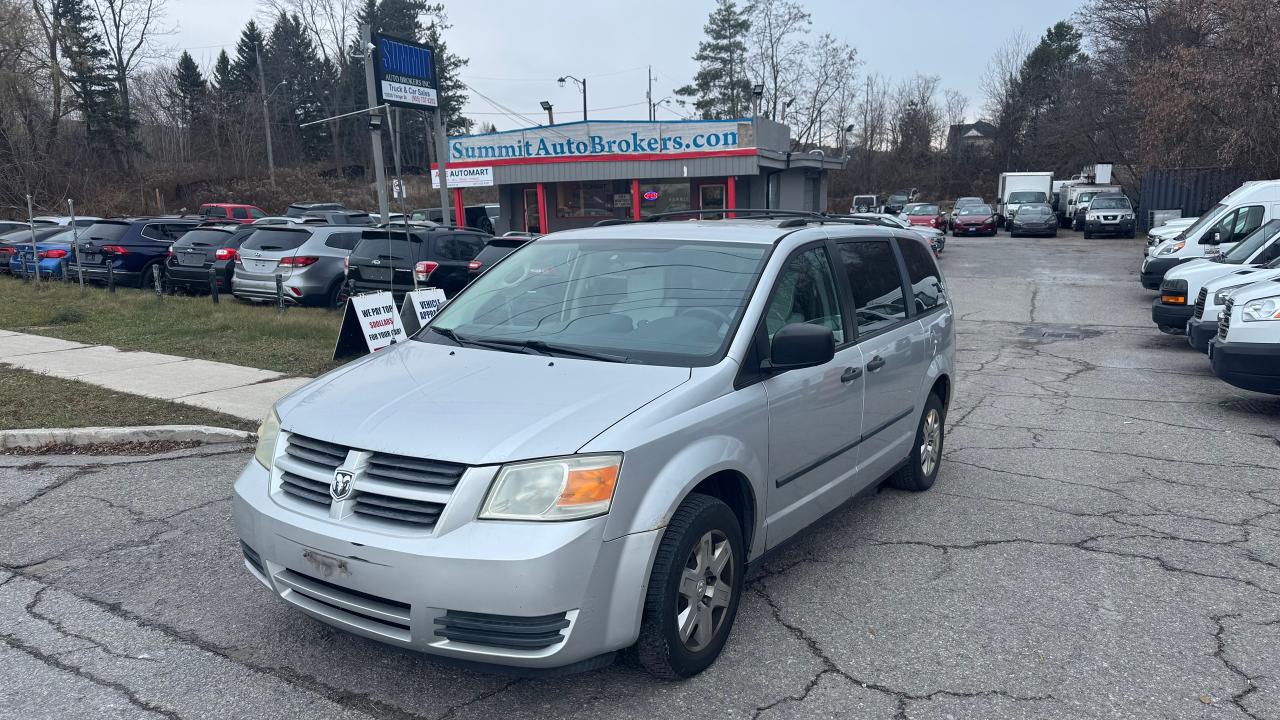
top-left (636, 493), bottom-right (745, 679)
top-left (887, 393), bottom-right (945, 492)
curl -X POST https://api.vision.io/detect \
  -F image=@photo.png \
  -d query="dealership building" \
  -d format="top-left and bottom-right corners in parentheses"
top-left (433, 117), bottom-right (845, 234)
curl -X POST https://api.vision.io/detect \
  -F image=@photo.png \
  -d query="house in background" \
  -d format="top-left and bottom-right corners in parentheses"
top-left (947, 121), bottom-right (998, 156)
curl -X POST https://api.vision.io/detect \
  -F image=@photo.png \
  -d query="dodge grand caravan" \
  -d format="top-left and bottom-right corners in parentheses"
top-left (233, 217), bottom-right (956, 678)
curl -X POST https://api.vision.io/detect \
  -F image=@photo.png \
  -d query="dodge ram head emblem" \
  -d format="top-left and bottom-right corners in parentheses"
top-left (331, 470), bottom-right (354, 500)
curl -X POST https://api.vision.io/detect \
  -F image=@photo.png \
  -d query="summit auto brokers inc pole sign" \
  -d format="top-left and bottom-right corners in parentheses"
top-left (447, 120), bottom-right (754, 162)
top-left (373, 33), bottom-right (437, 109)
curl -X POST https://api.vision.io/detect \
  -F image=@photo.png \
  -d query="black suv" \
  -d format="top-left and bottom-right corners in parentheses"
top-left (346, 226), bottom-right (491, 301)
top-left (165, 224), bottom-right (257, 294)
top-left (68, 217), bottom-right (202, 288)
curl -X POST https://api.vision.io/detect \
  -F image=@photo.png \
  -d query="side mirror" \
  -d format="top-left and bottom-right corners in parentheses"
top-left (1207, 230), bottom-right (1222, 245)
top-left (764, 323), bottom-right (835, 372)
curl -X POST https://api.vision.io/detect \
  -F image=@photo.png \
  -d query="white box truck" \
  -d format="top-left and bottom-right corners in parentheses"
top-left (996, 172), bottom-right (1053, 229)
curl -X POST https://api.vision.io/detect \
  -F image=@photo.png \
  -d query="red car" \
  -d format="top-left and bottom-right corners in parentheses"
top-left (902, 203), bottom-right (945, 231)
top-left (199, 203), bottom-right (266, 225)
top-left (951, 204), bottom-right (998, 236)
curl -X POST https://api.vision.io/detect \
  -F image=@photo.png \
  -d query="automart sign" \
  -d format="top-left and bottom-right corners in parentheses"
top-left (447, 120), bottom-right (753, 163)
top-left (431, 166), bottom-right (493, 188)
top-left (373, 33), bottom-right (437, 109)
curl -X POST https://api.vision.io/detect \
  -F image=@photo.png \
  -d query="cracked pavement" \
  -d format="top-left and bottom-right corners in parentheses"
top-left (2, 233), bottom-right (1278, 719)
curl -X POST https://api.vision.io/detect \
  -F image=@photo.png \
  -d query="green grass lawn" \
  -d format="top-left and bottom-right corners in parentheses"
top-left (0, 276), bottom-right (343, 376)
top-left (0, 365), bottom-right (256, 431)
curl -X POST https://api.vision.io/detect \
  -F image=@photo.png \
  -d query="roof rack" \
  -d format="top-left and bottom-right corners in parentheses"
top-left (593, 209), bottom-right (823, 227)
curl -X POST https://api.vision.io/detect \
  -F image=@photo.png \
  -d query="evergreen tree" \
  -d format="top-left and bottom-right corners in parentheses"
top-left (56, 0), bottom-right (127, 165)
top-left (265, 11), bottom-right (329, 161)
top-left (422, 4), bottom-right (472, 134)
top-left (227, 20), bottom-right (266, 98)
top-left (172, 51), bottom-right (208, 130)
top-left (211, 50), bottom-right (233, 92)
top-left (676, 0), bottom-right (753, 119)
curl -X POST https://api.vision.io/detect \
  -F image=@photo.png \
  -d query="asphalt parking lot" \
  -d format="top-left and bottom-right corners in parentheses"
top-left (2, 230), bottom-right (1278, 720)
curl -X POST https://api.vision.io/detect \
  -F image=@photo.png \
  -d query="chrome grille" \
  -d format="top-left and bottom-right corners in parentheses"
top-left (280, 471), bottom-right (332, 507)
top-left (284, 434), bottom-right (346, 471)
top-left (1218, 298), bottom-right (1234, 339)
top-left (1193, 287), bottom-right (1208, 320)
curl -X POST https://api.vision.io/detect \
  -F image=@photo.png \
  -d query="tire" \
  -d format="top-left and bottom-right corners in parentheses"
top-left (326, 277), bottom-right (346, 309)
top-left (137, 261), bottom-right (162, 290)
top-left (636, 493), bottom-right (745, 679)
top-left (887, 393), bottom-right (945, 492)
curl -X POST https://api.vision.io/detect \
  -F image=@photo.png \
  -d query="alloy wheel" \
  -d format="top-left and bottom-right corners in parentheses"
top-left (676, 529), bottom-right (734, 652)
top-left (920, 408), bottom-right (942, 477)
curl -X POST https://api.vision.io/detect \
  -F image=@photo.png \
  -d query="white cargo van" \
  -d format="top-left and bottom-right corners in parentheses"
top-left (1186, 260), bottom-right (1280, 352)
top-left (1151, 219), bottom-right (1280, 334)
top-left (1139, 180), bottom-right (1280, 290)
top-left (1208, 278), bottom-right (1280, 395)
top-left (996, 172), bottom-right (1053, 229)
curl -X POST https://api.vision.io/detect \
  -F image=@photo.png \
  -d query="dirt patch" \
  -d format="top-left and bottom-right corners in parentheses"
top-left (2, 439), bottom-right (208, 456)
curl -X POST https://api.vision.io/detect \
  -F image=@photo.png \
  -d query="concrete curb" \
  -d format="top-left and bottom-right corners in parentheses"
top-left (0, 425), bottom-right (255, 450)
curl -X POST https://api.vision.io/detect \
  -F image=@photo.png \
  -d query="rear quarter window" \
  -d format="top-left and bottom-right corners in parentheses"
top-left (324, 232), bottom-right (361, 251)
top-left (895, 236), bottom-right (946, 312)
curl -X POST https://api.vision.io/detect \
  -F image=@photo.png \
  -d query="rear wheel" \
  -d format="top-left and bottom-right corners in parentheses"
top-left (636, 493), bottom-right (744, 679)
top-left (327, 278), bottom-right (347, 309)
top-left (137, 261), bottom-right (162, 290)
top-left (887, 393), bottom-right (945, 492)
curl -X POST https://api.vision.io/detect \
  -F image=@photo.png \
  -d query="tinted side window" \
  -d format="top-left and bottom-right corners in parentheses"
top-left (168, 224), bottom-right (195, 241)
top-left (838, 240), bottom-right (908, 336)
top-left (324, 232), bottom-right (360, 251)
top-left (895, 237), bottom-right (946, 312)
top-left (140, 223), bottom-right (166, 241)
top-left (203, 207), bottom-right (227, 218)
top-left (435, 233), bottom-right (485, 261)
top-left (249, 208), bottom-right (265, 219)
top-left (232, 208), bottom-right (249, 219)
top-left (763, 246), bottom-right (844, 343)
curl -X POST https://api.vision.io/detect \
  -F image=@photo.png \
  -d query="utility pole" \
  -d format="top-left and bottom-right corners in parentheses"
top-left (433, 102), bottom-right (451, 225)
top-left (360, 24), bottom-right (390, 221)
top-left (256, 47), bottom-right (276, 189)
top-left (647, 66), bottom-right (653, 121)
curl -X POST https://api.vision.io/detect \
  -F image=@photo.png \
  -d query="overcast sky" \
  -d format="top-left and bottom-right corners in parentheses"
top-left (167, 0), bottom-right (1086, 133)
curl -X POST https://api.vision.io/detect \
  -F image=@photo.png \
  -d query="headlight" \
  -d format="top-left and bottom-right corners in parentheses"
top-left (1241, 295), bottom-right (1280, 322)
top-left (1157, 241), bottom-right (1185, 256)
top-left (254, 409), bottom-right (281, 470)
top-left (480, 453), bottom-right (622, 521)
top-left (1214, 284), bottom-right (1247, 306)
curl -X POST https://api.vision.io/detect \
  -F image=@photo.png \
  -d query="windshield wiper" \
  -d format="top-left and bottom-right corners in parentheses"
top-left (428, 326), bottom-right (470, 346)
top-left (473, 338), bottom-right (630, 363)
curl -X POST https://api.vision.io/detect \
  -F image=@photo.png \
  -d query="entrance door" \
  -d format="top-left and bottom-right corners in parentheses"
top-left (523, 188), bottom-right (541, 233)
top-left (700, 184), bottom-right (726, 220)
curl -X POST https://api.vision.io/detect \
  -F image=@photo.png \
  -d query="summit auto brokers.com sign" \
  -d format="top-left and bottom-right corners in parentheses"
top-left (447, 120), bottom-right (753, 162)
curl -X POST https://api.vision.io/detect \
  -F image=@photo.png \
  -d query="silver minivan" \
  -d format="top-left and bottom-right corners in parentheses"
top-left (232, 225), bottom-right (364, 307)
top-left (233, 217), bottom-right (956, 678)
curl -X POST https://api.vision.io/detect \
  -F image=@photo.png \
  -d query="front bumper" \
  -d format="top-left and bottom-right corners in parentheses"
top-left (1010, 224), bottom-right (1057, 236)
top-left (1151, 299), bottom-right (1194, 333)
top-left (1209, 339), bottom-right (1280, 395)
top-left (1187, 317), bottom-right (1217, 353)
top-left (1085, 219), bottom-right (1135, 236)
top-left (1140, 256), bottom-right (1187, 290)
top-left (232, 459), bottom-right (661, 670)
top-left (954, 224), bottom-right (995, 235)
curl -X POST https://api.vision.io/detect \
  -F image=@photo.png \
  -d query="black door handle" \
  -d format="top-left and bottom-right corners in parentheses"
top-left (866, 355), bottom-right (886, 372)
top-left (841, 366), bottom-right (862, 383)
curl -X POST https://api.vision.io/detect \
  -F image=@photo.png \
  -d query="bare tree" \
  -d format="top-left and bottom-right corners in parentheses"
top-left (978, 30), bottom-right (1030, 122)
top-left (90, 0), bottom-right (169, 136)
top-left (746, 0), bottom-right (810, 121)
top-left (787, 33), bottom-right (858, 148)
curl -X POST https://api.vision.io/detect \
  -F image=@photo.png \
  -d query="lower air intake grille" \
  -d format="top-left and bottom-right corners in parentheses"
top-left (434, 610), bottom-right (570, 649)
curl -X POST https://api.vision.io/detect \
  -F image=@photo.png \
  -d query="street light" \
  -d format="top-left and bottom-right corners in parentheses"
top-left (558, 75), bottom-right (587, 121)
top-left (781, 97), bottom-right (795, 124)
top-left (649, 96), bottom-right (672, 120)
top-left (539, 100), bottom-right (555, 126)
top-left (751, 83), bottom-right (764, 117)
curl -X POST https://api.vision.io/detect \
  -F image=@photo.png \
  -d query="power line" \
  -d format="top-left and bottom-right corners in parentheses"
top-left (460, 65), bottom-right (650, 83)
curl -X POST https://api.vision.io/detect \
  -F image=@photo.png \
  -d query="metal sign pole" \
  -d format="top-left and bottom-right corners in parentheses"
top-left (25, 195), bottom-right (39, 282)
top-left (360, 24), bottom-right (391, 222)
top-left (433, 106), bottom-right (451, 225)
top-left (67, 199), bottom-right (81, 286)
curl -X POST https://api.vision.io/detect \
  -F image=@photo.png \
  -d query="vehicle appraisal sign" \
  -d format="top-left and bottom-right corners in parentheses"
top-left (431, 166), bottom-right (493, 188)
top-left (447, 120), bottom-right (754, 162)
top-left (333, 291), bottom-right (407, 360)
top-left (399, 288), bottom-right (447, 335)
top-left (373, 33), bottom-right (437, 109)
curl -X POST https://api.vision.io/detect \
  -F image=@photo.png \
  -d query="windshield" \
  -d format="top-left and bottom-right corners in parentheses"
top-left (1222, 219), bottom-right (1280, 264)
top-left (1021, 205), bottom-right (1053, 216)
top-left (1008, 191), bottom-right (1047, 204)
top-left (1176, 203), bottom-right (1227, 241)
top-left (905, 204), bottom-right (939, 215)
top-left (958, 206), bottom-right (993, 216)
top-left (1090, 197), bottom-right (1130, 210)
top-left (425, 237), bottom-right (771, 366)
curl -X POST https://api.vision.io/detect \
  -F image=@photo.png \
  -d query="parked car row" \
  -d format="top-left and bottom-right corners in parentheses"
top-left (1142, 180), bottom-right (1280, 395)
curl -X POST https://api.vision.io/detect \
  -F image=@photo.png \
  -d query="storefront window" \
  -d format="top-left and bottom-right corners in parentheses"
top-left (556, 181), bottom-right (613, 218)
top-left (639, 181), bottom-right (692, 218)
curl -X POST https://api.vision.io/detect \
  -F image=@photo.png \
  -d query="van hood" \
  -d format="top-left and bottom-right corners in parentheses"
top-left (276, 340), bottom-right (691, 465)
